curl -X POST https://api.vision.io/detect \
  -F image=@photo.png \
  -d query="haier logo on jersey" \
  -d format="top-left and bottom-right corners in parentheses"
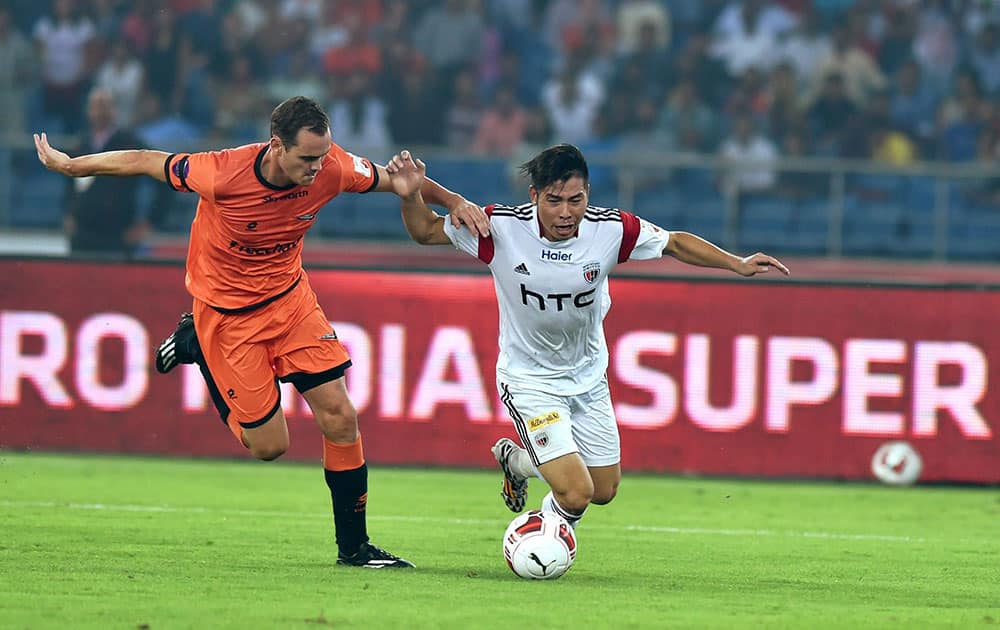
top-left (582, 262), bottom-right (601, 284)
top-left (540, 250), bottom-right (572, 262)
top-left (262, 190), bottom-right (309, 204)
top-left (520, 283), bottom-right (596, 311)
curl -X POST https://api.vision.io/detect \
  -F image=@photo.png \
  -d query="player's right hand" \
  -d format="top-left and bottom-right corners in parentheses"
top-left (386, 150), bottom-right (426, 200)
top-left (34, 133), bottom-right (73, 176)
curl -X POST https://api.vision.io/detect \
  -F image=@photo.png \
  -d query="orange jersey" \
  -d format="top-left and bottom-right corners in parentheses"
top-left (164, 142), bottom-right (378, 310)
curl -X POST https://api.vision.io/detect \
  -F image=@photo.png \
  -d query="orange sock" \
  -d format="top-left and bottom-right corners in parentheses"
top-left (323, 435), bottom-right (365, 471)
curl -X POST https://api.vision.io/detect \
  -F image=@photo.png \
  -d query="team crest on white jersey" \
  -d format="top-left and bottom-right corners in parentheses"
top-left (582, 262), bottom-right (601, 284)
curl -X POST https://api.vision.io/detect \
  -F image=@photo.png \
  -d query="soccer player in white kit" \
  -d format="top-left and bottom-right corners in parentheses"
top-left (387, 145), bottom-right (789, 529)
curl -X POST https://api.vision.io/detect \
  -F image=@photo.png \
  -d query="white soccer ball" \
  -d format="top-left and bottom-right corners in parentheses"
top-left (871, 441), bottom-right (923, 486)
top-left (502, 510), bottom-right (577, 580)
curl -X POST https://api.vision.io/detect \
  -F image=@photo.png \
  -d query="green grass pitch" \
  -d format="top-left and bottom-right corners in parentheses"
top-left (1, 452), bottom-right (998, 629)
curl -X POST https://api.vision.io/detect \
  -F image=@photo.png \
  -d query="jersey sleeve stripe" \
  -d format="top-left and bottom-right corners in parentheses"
top-left (478, 204), bottom-right (496, 263)
top-left (163, 153), bottom-right (179, 191)
top-left (176, 155), bottom-right (191, 192)
top-left (617, 210), bottom-right (641, 264)
top-left (361, 159), bottom-right (379, 193)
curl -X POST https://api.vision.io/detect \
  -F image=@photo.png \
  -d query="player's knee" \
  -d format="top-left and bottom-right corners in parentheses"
top-left (556, 487), bottom-right (593, 515)
top-left (590, 483), bottom-right (619, 505)
top-left (314, 405), bottom-right (358, 443)
top-left (249, 440), bottom-right (288, 461)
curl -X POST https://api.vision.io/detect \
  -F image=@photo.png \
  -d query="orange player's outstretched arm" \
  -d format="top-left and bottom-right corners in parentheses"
top-left (34, 132), bottom-right (171, 182)
top-left (371, 158), bottom-right (490, 238)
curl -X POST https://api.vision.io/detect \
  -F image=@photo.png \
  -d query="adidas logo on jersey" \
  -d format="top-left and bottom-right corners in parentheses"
top-left (514, 263), bottom-right (530, 275)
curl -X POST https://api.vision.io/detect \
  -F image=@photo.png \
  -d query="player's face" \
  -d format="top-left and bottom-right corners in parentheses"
top-left (530, 177), bottom-right (589, 241)
top-left (277, 128), bottom-right (332, 186)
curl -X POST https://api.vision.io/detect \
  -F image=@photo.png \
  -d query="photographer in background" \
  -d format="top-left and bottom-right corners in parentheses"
top-left (65, 88), bottom-right (170, 258)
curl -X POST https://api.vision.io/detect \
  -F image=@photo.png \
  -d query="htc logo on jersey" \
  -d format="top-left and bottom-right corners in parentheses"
top-left (520, 283), bottom-right (595, 311)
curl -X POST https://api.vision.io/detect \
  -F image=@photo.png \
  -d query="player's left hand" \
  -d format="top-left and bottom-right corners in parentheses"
top-left (447, 198), bottom-right (489, 238)
top-left (34, 132), bottom-right (73, 176)
top-left (735, 252), bottom-right (790, 277)
top-left (386, 150), bottom-right (426, 199)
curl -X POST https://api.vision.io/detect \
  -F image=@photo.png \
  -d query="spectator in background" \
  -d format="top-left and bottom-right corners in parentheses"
top-left (133, 90), bottom-right (201, 153)
top-left (144, 7), bottom-right (187, 114)
top-left (711, 0), bottom-right (798, 77)
top-left (65, 89), bottom-right (169, 258)
top-left (937, 69), bottom-right (985, 161)
top-left (617, 0), bottom-right (671, 54)
top-left (413, 0), bottom-right (485, 76)
top-left (719, 114), bottom-right (779, 197)
top-left (657, 78), bottom-right (717, 152)
top-left (673, 32), bottom-right (730, 107)
top-left (967, 22), bottom-right (1000, 96)
top-left (778, 6), bottom-right (833, 84)
top-left (445, 69), bottom-right (483, 150)
top-left (33, 0), bottom-right (97, 133)
top-left (212, 8), bottom-right (262, 80)
top-left (807, 72), bottom-right (858, 155)
top-left (765, 62), bottom-right (803, 142)
top-left (327, 71), bottom-right (392, 154)
top-left (871, 124), bottom-right (918, 166)
top-left (889, 59), bottom-right (938, 152)
top-left (545, 0), bottom-right (615, 62)
top-left (266, 49), bottom-right (326, 104)
top-left (94, 39), bottom-right (145, 127)
top-left (322, 12), bottom-right (381, 79)
top-left (212, 56), bottom-right (264, 142)
top-left (90, 0), bottom-right (121, 43)
top-left (620, 97), bottom-right (672, 189)
top-left (615, 18), bottom-right (672, 102)
top-left (725, 67), bottom-right (770, 120)
top-left (876, 3), bottom-right (918, 77)
top-left (913, 0), bottom-right (959, 95)
top-left (0, 6), bottom-right (35, 138)
top-left (812, 24), bottom-right (886, 107)
top-left (473, 84), bottom-right (527, 157)
top-left (541, 53), bottom-right (605, 145)
top-left (385, 58), bottom-right (446, 146)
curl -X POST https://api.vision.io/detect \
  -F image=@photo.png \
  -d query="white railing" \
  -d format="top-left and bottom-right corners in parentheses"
top-left (2, 133), bottom-right (999, 260)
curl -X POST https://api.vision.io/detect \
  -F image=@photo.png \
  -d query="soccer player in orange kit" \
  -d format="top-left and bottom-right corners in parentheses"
top-left (34, 96), bottom-right (490, 568)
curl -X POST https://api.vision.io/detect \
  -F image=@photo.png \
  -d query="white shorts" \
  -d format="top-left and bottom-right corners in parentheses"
top-left (497, 377), bottom-right (620, 468)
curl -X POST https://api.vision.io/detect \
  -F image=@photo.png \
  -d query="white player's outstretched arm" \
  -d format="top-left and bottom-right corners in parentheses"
top-left (389, 150), bottom-right (452, 246)
top-left (665, 231), bottom-right (790, 277)
top-left (34, 132), bottom-right (170, 182)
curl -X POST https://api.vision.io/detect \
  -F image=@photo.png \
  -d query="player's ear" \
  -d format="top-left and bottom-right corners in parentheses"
top-left (269, 135), bottom-right (284, 155)
top-left (529, 186), bottom-right (537, 204)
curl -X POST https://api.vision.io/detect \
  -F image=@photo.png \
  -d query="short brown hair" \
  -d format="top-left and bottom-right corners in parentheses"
top-left (270, 97), bottom-right (330, 147)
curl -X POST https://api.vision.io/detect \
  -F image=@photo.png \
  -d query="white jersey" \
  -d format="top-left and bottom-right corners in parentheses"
top-left (444, 203), bottom-right (671, 395)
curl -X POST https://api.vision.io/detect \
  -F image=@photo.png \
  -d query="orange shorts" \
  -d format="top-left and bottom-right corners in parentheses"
top-left (192, 272), bottom-right (350, 433)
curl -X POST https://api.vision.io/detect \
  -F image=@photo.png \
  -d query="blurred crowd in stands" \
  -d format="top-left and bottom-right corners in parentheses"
top-left (0, 0), bottom-right (1000, 252)
top-left (2, 0), bottom-right (1000, 201)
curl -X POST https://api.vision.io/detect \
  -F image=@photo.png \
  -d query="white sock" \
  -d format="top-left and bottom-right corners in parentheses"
top-left (541, 490), bottom-right (586, 529)
top-left (509, 445), bottom-right (537, 480)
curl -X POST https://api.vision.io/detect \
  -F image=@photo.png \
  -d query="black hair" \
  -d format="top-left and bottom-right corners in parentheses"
top-left (270, 96), bottom-right (330, 147)
top-left (519, 143), bottom-right (589, 191)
